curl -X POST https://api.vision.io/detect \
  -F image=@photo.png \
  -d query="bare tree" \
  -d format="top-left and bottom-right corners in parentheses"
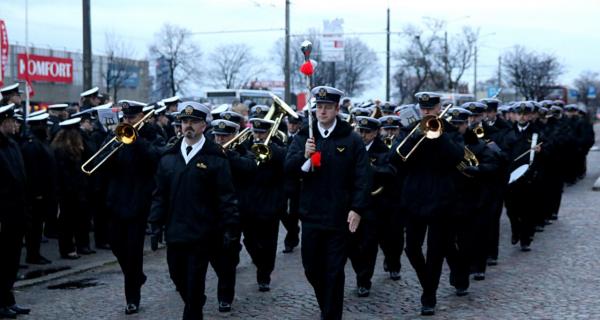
top-left (393, 21), bottom-right (442, 103)
top-left (149, 23), bottom-right (201, 96)
top-left (103, 32), bottom-right (138, 101)
top-left (435, 26), bottom-right (479, 91)
top-left (574, 70), bottom-right (600, 107)
top-left (336, 38), bottom-right (379, 97)
top-left (503, 46), bottom-right (563, 100)
top-left (207, 44), bottom-right (264, 89)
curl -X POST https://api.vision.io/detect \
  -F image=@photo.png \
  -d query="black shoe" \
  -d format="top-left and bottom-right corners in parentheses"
top-left (389, 271), bottom-right (401, 281)
top-left (421, 306), bottom-right (435, 316)
top-left (258, 283), bottom-right (270, 292)
top-left (96, 243), bottom-right (111, 250)
top-left (282, 246), bottom-right (294, 254)
top-left (78, 247), bottom-right (96, 255)
top-left (61, 252), bottom-right (81, 260)
top-left (550, 213), bottom-right (558, 220)
top-left (455, 288), bottom-right (469, 297)
top-left (0, 307), bottom-right (17, 319)
top-left (473, 272), bottom-right (485, 281)
top-left (534, 225), bottom-right (544, 233)
top-left (487, 258), bottom-right (498, 266)
top-left (357, 287), bottom-right (370, 297)
top-left (26, 255), bottom-right (52, 265)
top-left (125, 303), bottom-right (139, 315)
top-left (520, 245), bottom-right (531, 252)
top-left (9, 304), bottom-right (30, 315)
top-left (218, 301), bottom-right (232, 312)
top-left (511, 235), bottom-right (519, 245)
top-left (383, 261), bottom-right (389, 272)
top-left (544, 219), bottom-right (552, 226)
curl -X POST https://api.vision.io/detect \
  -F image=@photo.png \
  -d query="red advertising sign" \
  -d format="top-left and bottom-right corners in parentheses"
top-left (17, 54), bottom-right (73, 83)
top-left (0, 20), bottom-right (8, 87)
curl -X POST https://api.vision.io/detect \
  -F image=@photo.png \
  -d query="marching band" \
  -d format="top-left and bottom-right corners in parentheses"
top-left (0, 72), bottom-right (595, 320)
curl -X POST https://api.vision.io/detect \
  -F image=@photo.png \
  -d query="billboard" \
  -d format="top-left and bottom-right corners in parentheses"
top-left (17, 53), bottom-right (73, 83)
top-left (321, 19), bottom-right (344, 62)
top-left (0, 20), bottom-right (8, 87)
top-left (107, 63), bottom-right (140, 88)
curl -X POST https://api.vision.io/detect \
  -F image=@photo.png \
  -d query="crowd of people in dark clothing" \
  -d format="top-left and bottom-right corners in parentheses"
top-left (0, 80), bottom-right (595, 319)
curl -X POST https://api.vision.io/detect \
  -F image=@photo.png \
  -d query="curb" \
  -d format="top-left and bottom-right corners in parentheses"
top-left (593, 176), bottom-right (600, 191)
top-left (15, 247), bottom-right (164, 289)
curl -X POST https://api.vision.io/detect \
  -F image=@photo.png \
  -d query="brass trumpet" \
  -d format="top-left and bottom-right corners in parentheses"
top-left (251, 93), bottom-right (298, 164)
top-left (383, 135), bottom-right (395, 149)
top-left (473, 123), bottom-right (485, 139)
top-left (395, 104), bottom-right (452, 161)
top-left (456, 147), bottom-right (479, 177)
top-left (81, 110), bottom-right (155, 175)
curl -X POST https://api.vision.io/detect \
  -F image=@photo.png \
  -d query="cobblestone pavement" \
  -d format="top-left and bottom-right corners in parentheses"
top-left (13, 130), bottom-right (600, 320)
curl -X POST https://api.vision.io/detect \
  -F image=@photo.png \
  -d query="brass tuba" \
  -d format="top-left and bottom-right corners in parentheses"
top-left (222, 127), bottom-right (252, 150)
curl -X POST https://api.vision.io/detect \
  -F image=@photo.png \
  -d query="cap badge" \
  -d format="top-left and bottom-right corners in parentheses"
top-left (223, 113), bottom-right (231, 120)
top-left (360, 118), bottom-right (368, 125)
top-left (386, 118), bottom-right (394, 124)
top-left (253, 120), bottom-right (261, 127)
top-left (318, 88), bottom-right (327, 98)
top-left (218, 122), bottom-right (226, 129)
top-left (452, 109), bottom-right (460, 117)
top-left (121, 102), bottom-right (129, 109)
top-left (184, 106), bottom-right (194, 115)
top-left (421, 94), bottom-right (430, 102)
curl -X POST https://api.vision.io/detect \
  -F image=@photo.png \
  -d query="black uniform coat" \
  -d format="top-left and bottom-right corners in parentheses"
top-left (149, 138), bottom-right (240, 246)
top-left (103, 126), bottom-right (162, 220)
top-left (483, 116), bottom-right (511, 144)
top-left (285, 119), bottom-right (371, 231)
top-left (20, 133), bottom-right (58, 206)
top-left (368, 137), bottom-right (398, 221)
top-left (500, 122), bottom-right (546, 184)
top-left (0, 133), bottom-right (28, 226)
top-left (391, 119), bottom-right (465, 219)
top-left (225, 145), bottom-right (258, 216)
top-left (241, 137), bottom-right (287, 220)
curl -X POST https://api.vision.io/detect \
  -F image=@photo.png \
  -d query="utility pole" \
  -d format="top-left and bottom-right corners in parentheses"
top-left (473, 44), bottom-right (477, 99)
top-left (82, 0), bottom-right (92, 91)
top-left (386, 6), bottom-right (390, 101)
top-left (284, 0), bottom-right (291, 103)
top-left (497, 55), bottom-right (502, 89)
top-left (444, 31), bottom-right (449, 91)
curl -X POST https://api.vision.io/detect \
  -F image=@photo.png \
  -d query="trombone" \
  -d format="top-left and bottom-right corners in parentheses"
top-left (395, 104), bottom-right (452, 161)
top-left (251, 93), bottom-right (298, 164)
top-left (81, 110), bottom-right (155, 175)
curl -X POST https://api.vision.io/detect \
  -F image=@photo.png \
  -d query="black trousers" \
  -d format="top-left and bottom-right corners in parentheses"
top-left (58, 200), bottom-right (90, 255)
top-left (213, 241), bottom-right (241, 304)
top-left (446, 214), bottom-right (471, 291)
top-left (348, 220), bottom-right (378, 289)
top-left (167, 243), bottom-right (211, 320)
top-left (26, 197), bottom-right (55, 259)
top-left (505, 182), bottom-right (537, 246)
top-left (281, 196), bottom-right (300, 249)
top-left (486, 194), bottom-right (505, 260)
top-left (0, 218), bottom-right (24, 307)
top-left (376, 209), bottom-right (404, 273)
top-left (404, 214), bottom-right (450, 308)
top-left (301, 225), bottom-right (348, 320)
top-left (108, 217), bottom-right (146, 305)
top-left (242, 216), bottom-right (279, 284)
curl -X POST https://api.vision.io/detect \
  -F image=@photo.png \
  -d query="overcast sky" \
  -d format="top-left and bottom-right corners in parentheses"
top-left (2, 0), bottom-right (599, 100)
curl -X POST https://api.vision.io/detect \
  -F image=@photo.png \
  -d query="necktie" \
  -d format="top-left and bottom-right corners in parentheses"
top-left (324, 129), bottom-right (329, 136)
top-left (186, 145), bottom-right (193, 155)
